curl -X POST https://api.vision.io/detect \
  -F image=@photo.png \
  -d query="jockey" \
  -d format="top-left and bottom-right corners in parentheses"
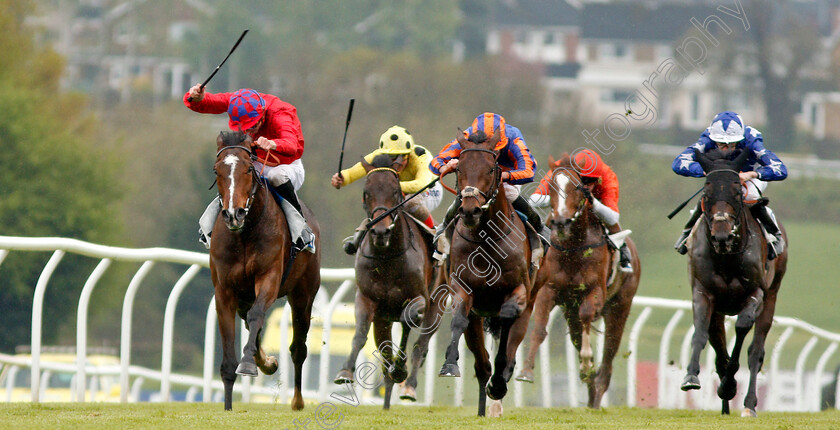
top-left (430, 112), bottom-right (549, 243)
top-left (672, 111), bottom-right (787, 260)
top-left (529, 149), bottom-right (633, 272)
top-left (184, 85), bottom-right (313, 250)
top-left (331, 125), bottom-right (443, 255)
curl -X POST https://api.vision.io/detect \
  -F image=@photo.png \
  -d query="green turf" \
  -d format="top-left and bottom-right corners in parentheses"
top-left (1, 403), bottom-right (838, 429)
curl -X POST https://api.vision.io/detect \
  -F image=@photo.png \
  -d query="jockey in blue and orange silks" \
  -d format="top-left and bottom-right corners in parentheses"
top-left (430, 112), bottom-right (550, 243)
top-left (672, 111), bottom-right (787, 260)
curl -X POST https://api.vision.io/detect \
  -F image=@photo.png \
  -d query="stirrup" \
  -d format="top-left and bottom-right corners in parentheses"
top-left (342, 235), bottom-right (358, 255)
top-left (199, 230), bottom-right (211, 250)
top-left (674, 230), bottom-right (690, 255)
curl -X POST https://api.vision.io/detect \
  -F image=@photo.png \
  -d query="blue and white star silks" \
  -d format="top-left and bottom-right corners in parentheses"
top-left (671, 125), bottom-right (788, 181)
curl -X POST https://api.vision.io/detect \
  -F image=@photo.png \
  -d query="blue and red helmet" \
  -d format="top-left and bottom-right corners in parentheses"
top-left (228, 89), bottom-right (265, 131)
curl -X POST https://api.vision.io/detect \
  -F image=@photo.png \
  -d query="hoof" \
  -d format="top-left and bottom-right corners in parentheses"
top-left (515, 369), bottom-right (534, 383)
top-left (681, 374), bottom-right (701, 391)
top-left (258, 356), bottom-right (278, 375)
top-left (389, 365), bottom-right (408, 384)
top-left (399, 385), bottom-right (417, 402)
top-left (439, 363), bottom-right (460, 377)
top-left (334, 369), bottom-right (354, 385)
top-left (236, 361), bottom-right (258, 377)
top-left (741, 408), bottom-right (757, 418)
top-left (717, 379), bottom-right (737, 401)
top-left (486, 378), bottom-right (507, 400)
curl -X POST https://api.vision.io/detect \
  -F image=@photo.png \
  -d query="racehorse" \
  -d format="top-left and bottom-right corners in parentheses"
top-left (333, 154), bottom-right (443, 409)
top-left (680, 148), bottom-right (787, 417)
top-left (437, 129), bottom-right (535, 417)
top-left (515, 154), bottom-right (641, 408)
top-left (210, 131), bottom-right (321, 411)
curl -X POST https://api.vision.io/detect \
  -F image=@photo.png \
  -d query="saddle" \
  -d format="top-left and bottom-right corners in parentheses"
top-left (403, 211), bottom-right (438, 260)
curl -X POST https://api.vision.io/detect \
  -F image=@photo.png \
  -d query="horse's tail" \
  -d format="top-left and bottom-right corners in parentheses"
top-left (483, 316), bottom-right (503, 339)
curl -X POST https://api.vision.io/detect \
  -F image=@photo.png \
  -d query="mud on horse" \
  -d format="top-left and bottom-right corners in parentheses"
top-left (516, 154), bottom-right (641, 408)
top-left (332, 154), bottom-right (444, 409)
top-left (680, 148), bottom-right (788, 417)
top-left (210, 131), bottom-right (321, 411)
top-left (437, 129), bottom-right (535, 417)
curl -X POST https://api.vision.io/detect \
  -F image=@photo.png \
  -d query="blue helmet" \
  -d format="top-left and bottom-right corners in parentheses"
top-left (708, 111), bottom-right (745, 143)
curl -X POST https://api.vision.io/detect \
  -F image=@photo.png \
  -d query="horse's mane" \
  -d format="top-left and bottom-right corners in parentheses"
top-left (219, 130), bottom-right (248, 147)
top-left (556, 152), bottom-right (575, 170)
top-left (371, 153), bottom-right (396, 168)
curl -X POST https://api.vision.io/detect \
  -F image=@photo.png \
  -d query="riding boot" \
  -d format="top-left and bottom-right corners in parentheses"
top-left (511, 195), bottom-right (550, 242)
top-left (619, 243), bottom-right (633, 273)
top-left (675, 200), bottom-right (702, 255)
top-left (433, 198), bottom-right (460, 258)
top-left (750, 204), bottom-right (785, 260)
top-left (198, 196), bottom-right (222, 250)
top-left (274, 181), bottom-right (303, 215)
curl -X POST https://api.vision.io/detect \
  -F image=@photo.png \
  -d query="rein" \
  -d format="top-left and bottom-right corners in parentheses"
top-left (216, 145), bottom-right (263, 220)
top-left (701, 169), bottom-right (749, 255)
top-left (456, 148), bottom-right (502, 212)
top-left (548, 169), bottom-right (607, 253)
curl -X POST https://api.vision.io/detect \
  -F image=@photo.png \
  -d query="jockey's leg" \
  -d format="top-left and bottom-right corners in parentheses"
top-left (435, 196), bottom-right (460, 242)
top-left (749, 204), bottom-right (784, 260)
top-left (592, 199), bottom-right (632, 272)
top-left (605, 223), bottom-right (633, 273)
top-left (264, 159), bottom-right (305, 214)
top-left (273, 181), bottom-right (302, 214)
top-left (343, 220), bottom-right (367, 255)
top-left (675, 200), bottom-right (702, 255)
top-left (510, 194), bottom-right (550, 241)
top-left (405, 194), bottom-right (435, 229)
top-left (198, 196), bottom-right (222, 249)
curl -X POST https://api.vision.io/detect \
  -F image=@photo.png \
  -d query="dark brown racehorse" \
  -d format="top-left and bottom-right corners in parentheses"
top-left (333, 154), bottom-right (443, 409)
top-left (680, 148), bottom-right (787, 417)
top-left (210, 131), bottom-right (321, 411)
top-left (437, 129), bottom-right (534, 417)
top-left (515, 154), bottom-right (640, 408)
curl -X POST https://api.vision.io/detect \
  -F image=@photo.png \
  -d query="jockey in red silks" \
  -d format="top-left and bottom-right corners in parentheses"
top-left (530, 149), bottom-right (633, 272)
top-left (672, 111), bottom-right (787, 260)
top-left (184, 85), bottom-right (313, 251)
top-left (430, 112), bottom-right (549, 244)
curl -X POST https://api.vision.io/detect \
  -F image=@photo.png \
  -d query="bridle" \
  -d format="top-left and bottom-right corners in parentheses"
top-left (551, 167), bottom-right (587, 225)
top-left (702, 168), bottom-right (747, 254)
top-left (364, 167), bottom-right (403, 232)
top-left (215, 145), bottom-right (263, 219)
top-left (456, 148), bottom-right (501, 212)
top-left (548, 167), bottom-right (607, 252)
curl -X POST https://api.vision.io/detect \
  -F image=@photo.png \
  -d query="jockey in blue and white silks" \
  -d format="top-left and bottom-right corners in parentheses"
top-left (672, 111), bottom-right (787, 260)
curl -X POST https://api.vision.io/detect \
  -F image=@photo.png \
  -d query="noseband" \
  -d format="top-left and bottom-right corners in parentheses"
top-left (364, 167), bottom-right (403, 229)
top-left (457, 148), bottom-right (501, 212)
top-left (215, 145), bottom-right (263, 218)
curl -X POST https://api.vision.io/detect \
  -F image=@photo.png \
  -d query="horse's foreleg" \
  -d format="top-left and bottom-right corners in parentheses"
top-left (463, 314), bottom-right (491, 417)
top-left (589, 292), bottom-right (633, 409)
top-left (335, 292), bottom-right (375, 384)
top-left (682, 286), bottom-right (714, 391)
top-left (215, 288), bottom-right (238, 411)
top-left (439, 289), bottom-right (472, 378)
top-left (578, 289), bottom-right (603, 384)
top-left (718, 289), bottom-right (763, 411)
top-left (237, 275), bottom-right (281, 377)
top-left (403, 292), bottom-right (444, 401)
top-left (517, 284), bottom-right (554, 383)
top-left (707, 313), bottom-right (730, 413)
top-left (288, 286), bottom-right (314, 411)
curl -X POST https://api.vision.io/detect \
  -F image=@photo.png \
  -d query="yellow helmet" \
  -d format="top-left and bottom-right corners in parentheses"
top-left (378, 125), bottom-right (414, 154)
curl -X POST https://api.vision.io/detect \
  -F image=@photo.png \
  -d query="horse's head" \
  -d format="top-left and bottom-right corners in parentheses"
top-left (694, 148), bottom-right (750, 253)
top-left (546, 153), bottom-right (588, 240)
top-left (362, 153), bottom-right (405, 248)
top-left (455, 128), bottom-right (502, 228)
top-left (214, 131), bottom-right (260, 232)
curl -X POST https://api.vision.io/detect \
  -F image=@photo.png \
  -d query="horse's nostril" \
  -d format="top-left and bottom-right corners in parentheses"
top-left (222, 210), bottom-right (232, 222)
top-left (236, 208), bottom-right (247, 221)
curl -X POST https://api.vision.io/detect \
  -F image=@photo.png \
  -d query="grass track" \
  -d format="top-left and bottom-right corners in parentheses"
top-left (2, 403), bottom-right (839, 429)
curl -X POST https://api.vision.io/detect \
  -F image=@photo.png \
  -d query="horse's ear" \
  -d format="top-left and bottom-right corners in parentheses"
top-left (360, 156), bottom-right (373, 172)
top-left (243, 133), bottom-right (253, 146)
top-left (216, 132), bottom-right (225, 150)
top-left (548, 154), bottom-right (556, 167)
top-left (693, 148), bottom-right (714, 174)
top-left (391, 154), bottom-right (407, 172)
top-left (488, 128), bottom-right (502, 148)
top-left (456, 128), bottom-right (467, 146)
top-left (731, 149), bottom-right (749, 171)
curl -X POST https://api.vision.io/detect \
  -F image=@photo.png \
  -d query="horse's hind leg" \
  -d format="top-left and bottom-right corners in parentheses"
top-left (744, 288), bottom-right (776, 417)
top-left (707, 313), bottom-right (731, 414)
top-left (440, 289), bottom-right (472, 378)
top-left (463, 314), bottom-right (491, 417)
top-left (373, 320), bottom-right (402, 410)
top-left (335, 292), bottom-right (375, 384)
top-left (403, 290), bottom-right (444, 401)
top-left (215, 288), bottom-right (238, 411)
top-left (719, 289), bottom-right (763, 415)
top-left (682, 285), bottom-right (713, 391)
top-left (516, 285), bottom-right (554, 383)
top-left (288, 284), bottom-right (315, 411)
top-left (487, 288), bottom-right (527, 401)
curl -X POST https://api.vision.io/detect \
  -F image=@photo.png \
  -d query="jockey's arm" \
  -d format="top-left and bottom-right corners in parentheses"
top-left (264, 110), bottom-right (303, 159)
top-left (746, 131), bottom-right (788, 181)
top-left (400, 150), bottom-right (436, 194)
top-left (503, 137), bottom-right (537, 184)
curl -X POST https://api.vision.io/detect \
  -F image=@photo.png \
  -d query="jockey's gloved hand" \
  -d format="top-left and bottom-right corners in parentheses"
top-left (582, 187), bottom-right (594, 203)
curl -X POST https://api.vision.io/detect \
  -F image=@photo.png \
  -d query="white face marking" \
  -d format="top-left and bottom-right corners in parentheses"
top-left (553, 174), bottom-right (571, 216)
top-left (224, 154), bottom-right (238, 211)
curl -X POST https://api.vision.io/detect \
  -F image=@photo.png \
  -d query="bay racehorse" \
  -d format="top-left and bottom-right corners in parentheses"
top-left (210, 131), bottom-right (321, 411)
top-left (438, 129), bottom-right (535, 417)
top-left (515, 154), bottom-right (640, 408)
top-left (680, 148), bottom-right (787, 417)
top-left (333, 154), bottom-right (443, 409)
